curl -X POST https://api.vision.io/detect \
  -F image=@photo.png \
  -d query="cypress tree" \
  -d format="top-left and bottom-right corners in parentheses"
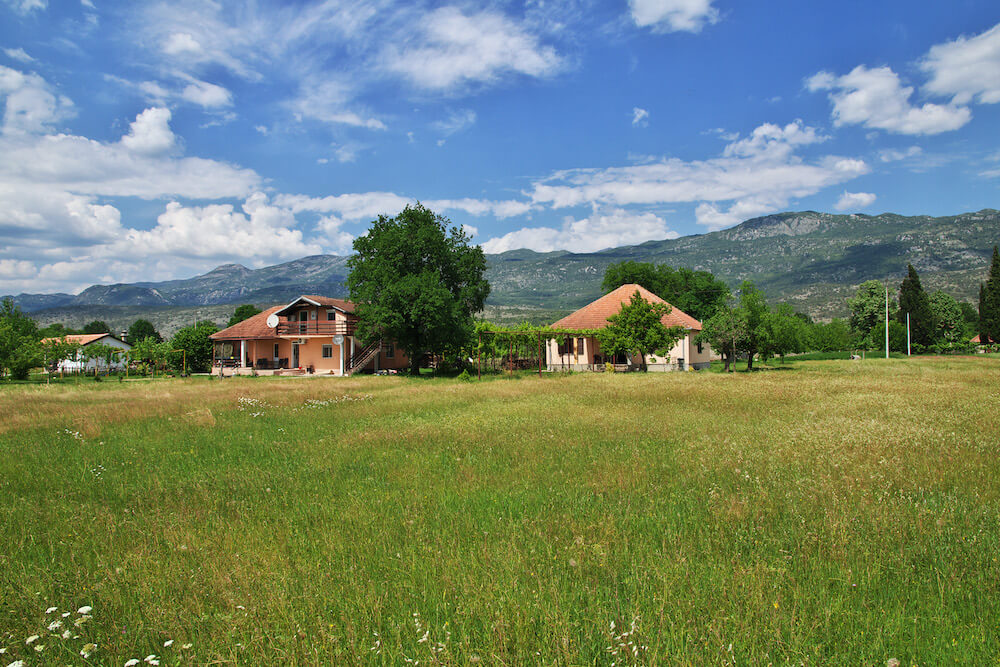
top-left (897, 264), bottom-right (933, 347)
top-left (981, 245), bottom-right (1000, 343)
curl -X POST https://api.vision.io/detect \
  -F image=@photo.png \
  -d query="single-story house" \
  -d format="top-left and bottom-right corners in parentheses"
top-left (41, 333), bottom-right (131, 373)
top-left (209, 295), bottom-right (408, 376)
top-left (546, 283), bottom-right (712, 371)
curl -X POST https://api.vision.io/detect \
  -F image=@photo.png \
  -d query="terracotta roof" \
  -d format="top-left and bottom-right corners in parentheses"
top-left (40, 333), bottom-right (117, 346)
top-left (551, 283), bottom-right (702, 331)
top-left (210, 305), bottom-right (284, 340)
top-left (971, 334), bottom-right (981, 343)
top-left (301, 295), bottom-right (356, 313)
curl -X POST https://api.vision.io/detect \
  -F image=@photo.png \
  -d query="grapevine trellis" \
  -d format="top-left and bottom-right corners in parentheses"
top-left (475, 328), bottom-right (597, 378)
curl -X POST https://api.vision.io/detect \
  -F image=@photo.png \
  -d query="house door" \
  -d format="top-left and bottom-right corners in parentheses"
top-left (298, 310), bottom-right (308, 333)
top-left (292, 343), bottom-right (300, 368)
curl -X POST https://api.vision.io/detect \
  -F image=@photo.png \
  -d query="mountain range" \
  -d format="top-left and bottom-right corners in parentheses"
top-left (10, 209), bottom-right (999, 333)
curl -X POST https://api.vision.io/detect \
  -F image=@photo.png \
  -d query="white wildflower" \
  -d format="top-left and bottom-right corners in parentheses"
top-left (61, 611), bottom-right (71, 617)
top-left (181, 643), bottom-right (192, 650)
top-left (47, 620), bottom-right (62, 631)
top-left (33, 645), bottom-right (45, 652)
top-left (418, 630), bottom-right (429, 643)
top-left (124, 659), bottom-right (140, 666)
top-left (163, 640), bottom-right (173, 648)
top-left (8, 660), bottom-right (25, 667)
top-left (74, 615), bottom-right (90, 627)
top-left (61, 630), bottom-right (72, 640)
top-left (45, 606), bottom-right (58, 614)
top-left (25, 636), bottom-right (39, 645)
top-left (80, 642), bottom-right (97, 658)
top-left (77, 606), bottom-right (92, 615)
top-left (144, 654), bottom-right (160, 665)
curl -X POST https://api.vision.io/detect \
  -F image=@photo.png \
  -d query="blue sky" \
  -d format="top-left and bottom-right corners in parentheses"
top-left (1, 0), bottom-right (998, 294)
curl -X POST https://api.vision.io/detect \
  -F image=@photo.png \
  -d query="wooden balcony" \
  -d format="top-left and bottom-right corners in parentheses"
top-left (274, 321), bottom-right (357, 336)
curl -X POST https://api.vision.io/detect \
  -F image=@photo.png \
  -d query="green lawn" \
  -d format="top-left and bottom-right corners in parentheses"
top-left (1, 358), bottom-right (998, 664)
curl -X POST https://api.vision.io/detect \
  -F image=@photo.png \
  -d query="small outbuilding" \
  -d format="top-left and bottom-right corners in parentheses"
top-left (546, 283), bottom-right (712, 371)
top-left (41, 333), bottom-right (131, 373)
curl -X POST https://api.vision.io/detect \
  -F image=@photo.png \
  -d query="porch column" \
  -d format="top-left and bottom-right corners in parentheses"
top-left (240, 339), bottom-right (246, 367)
top-left (340, 338), bottom-right (345, 376)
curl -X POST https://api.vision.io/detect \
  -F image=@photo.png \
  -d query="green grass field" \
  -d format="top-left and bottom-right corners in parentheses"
top-left (1, 358), bottom-right (998, 664)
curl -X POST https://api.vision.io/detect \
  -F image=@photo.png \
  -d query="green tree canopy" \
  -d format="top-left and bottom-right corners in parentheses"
top-left (980, 245), bottom-right (1000, 344)
top-left (0, 298), bottom-right (40, 380)
top-left (811, 318), bottom-right (852, 352)
top-left (601, 261), bottom-right (729, 322)
top-left (171, 321), bottom-right (219, 373)
top-left (38, 322), bottom-right (81, 338)
top-left (595, 290), bottom-right (683, 370)
top-left (761, 303), bottom-right (810, 362)
top-left (228, 304), bottom-right (262, 327)
top-left (347, 204), bottom-right (490, 374)
top-left (126, 319), bottom-right (161, 345)
top-left (735, 281), bottom-right (769, 370)
top-left (927, 290), bottom-right (965, 345)
top-left (39, 336), bottom-right (80, 373)
top-left (82, 320), bottom-right (112, 334)
top-left (697, 306), bottom-right (746, 372)
top-left (897, 264), bottom-right (934, 347)
top-left (848, 280), bottom-right (892, 352)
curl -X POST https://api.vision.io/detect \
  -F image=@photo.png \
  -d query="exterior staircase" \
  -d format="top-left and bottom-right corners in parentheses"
top-left (347, 340), bottom-right (382, 376)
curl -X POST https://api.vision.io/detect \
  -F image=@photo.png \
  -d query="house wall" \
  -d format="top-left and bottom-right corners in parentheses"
top-left (546, 331), bottom-right (711, 371)
top-left (57, 336), bottom-right (131, 372)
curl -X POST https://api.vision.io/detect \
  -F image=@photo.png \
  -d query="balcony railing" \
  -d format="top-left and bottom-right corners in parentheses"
top-left (274, 321), bottom-right (357, 336)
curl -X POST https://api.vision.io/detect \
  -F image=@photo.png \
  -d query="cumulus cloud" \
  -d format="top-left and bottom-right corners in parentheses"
top-left (0, 65), bottom-right (74, 134)
top-left (180, 80), bottom-right (233, 108)
top-left (632, 107), bottom-right (649, 127)
top-left (383, 7), bottom-right (562, 91)
top-left (120, 107), bottom-right (176, 154)
top-left (629, 0), bottom-right (718, 33)
top-left (922, 22), bottom-right (1000, 105)
top-left (527, 120), bottom-right (867, 230)
top-left (3, 48), bottom-right (34, 63)
top-left (481, 209), bottom-right (677, 254)
top-left (834, 191), bottom-right (877, 211)
top-left (807, 65), bottom-right (971, 135)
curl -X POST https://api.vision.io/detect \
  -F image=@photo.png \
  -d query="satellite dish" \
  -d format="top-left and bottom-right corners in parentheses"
top-left (332, 335), bottom-right (344, 345)
top-left (266, 314), bottom-right (279, 328)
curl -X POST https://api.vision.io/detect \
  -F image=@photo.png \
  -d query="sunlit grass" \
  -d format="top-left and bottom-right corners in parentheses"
top-left (1, 358), bottom-right (998, 663)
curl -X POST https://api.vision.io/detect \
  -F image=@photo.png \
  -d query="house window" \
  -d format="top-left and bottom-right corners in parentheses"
top-left (273, 343), bottom-right (280, 358)
top-left (327, 311), bottom-right (336, 321)
top-left (557, 338), bottom-right (568, 355)
top-left (697, 342), bottom-right (703, 354)
top-left (385, 344), bottom-right (394, 358)
top-left (576, 338), bottom-right (585, 354)
top-left (322, 345), bottom-right (333, 358)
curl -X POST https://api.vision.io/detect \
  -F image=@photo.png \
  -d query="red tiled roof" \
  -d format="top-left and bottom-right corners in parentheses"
top-left (40, 333), bottom-right (117, 346)
top-left (971, 334), bottom-right (981, 343)
top-left (551, 283), bottom-right (702, 331)
top-left (210, 295), bottom-right (359, 340)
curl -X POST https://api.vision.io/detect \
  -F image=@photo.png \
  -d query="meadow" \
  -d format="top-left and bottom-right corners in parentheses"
top-left (0, 358), bottom-right (998, 664)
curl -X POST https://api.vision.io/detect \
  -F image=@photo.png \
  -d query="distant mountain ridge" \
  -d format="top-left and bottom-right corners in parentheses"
top-left (8, 209), bottom-right (999, 321)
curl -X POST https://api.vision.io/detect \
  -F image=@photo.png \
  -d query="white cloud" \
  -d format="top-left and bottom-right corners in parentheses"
top-left (275, 192), bottom-right (532, 226)
top-left (632, 107), bottom-right (649, 127)
top-left (878, 146), bottom-right (923, 162)
top-left (528, 120), bottom-right (867, 230)
top-left (0, 65), bottom-right (74, 134)
top-left (922, 23), bottom-right (1000, 105)
top-left (180, 80), bottom-right (232, 108)
top-left (461, 224), bottom-right (478, 238)
top-left (432, 109), bottom-right (477, 135)
top-left (834, 191), bottom-right (877, 210)
top-left (289, 78), bottom-right (385, 130)
top-left (3, 48), bottom-right (34, 63)
top-left (807, 65), bottom-right (971, 135)
top-left (383, 7), bottom-right (562, 91)
top-left (120, 107), bottom-right (176, 154)
top-left (482, 209), bottom-right (677, 254)
top-left (254, 124), bottom-right (268, 135)
top-left (3, 0), bottom-right (46, 15)
top-left (162, 32), bottom-right (203, 56)
top-left (629, 0), bottom-right (718, 33)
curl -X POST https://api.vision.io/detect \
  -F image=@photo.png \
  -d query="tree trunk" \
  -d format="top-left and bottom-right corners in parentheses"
top-left (723, 353), bottom-right (731, 373)
top-left (746, 350), bottom-right (754, 371)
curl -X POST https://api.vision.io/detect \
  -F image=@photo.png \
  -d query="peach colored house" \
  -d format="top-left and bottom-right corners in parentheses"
top-left (546, 284), bottom-right (712, 371)
top-left (209, 295), bottom-right (408, 376)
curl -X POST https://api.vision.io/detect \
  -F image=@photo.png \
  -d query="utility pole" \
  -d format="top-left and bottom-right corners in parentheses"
top-left (884, 281), bottom-right (890, 359)
top-left (906, 312), bottom-right (911, 356)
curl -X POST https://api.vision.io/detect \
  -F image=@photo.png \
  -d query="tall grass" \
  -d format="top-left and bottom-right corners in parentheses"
top-left (1, 358), bottom-right (998, 664)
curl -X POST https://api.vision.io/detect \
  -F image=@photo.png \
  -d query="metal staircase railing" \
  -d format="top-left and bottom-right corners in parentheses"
top-left (347, 340), bottom-right (382, 375)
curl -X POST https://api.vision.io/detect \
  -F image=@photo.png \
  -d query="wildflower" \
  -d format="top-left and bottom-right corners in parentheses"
top-left (0, 649), bottom-right (5, 654)
top-left (45, 607), bottom-right (58, 614)
top-left (78, 606), bottom-right (93, 615)
top-left (181, 643), bottom-right (192, 650)
top-left (62, 612), bottom-right (71, 618)
top-left (61, 630), bottom-right (72, 640)
top-left (74, 615), bottom-right (90, 627)
top-left (47, 620), bottom-right (62, 631)
top-left (887, 660), bottom-right (900, 667)
top-left (80, 643), bottom-right (97, 658)
top-left (25, 636), bottom-right (39, 645)
top-left (144, 654), bottom-right (160, 665)
top-left (125, 660), bottom-right (140, 667)
top-left (33, 645), bottom-right (45, 652)
top-left (418, 630), bottom-right (429, 643)
top-left (8, 660), bottom-right (25, 667)
top-left (163, 640), bottom-right (173, 648)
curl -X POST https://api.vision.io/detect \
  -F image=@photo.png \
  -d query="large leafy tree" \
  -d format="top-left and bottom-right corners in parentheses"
top-left (39, 336), bottom-right (80, 374)
top-left (0, 298), bottom-right (41, 380)
top-left (735, 281), bottom-right (769, 370)
top-left (848, 280), bottom-right (892, 352)
top-left (228, 304), bottom-right (262, 327)
top-left (171, 321), bottom-right (219, 373)
top-left (927, 290), bottom-right (965, 346)
top-left (697, 306), bottom-right (746, 372)
top-left (83, 320), bottom-right (112, 334)
top-left (126, 319), bottom-right (161, 345)
top-left (602, 261), bottom-right (729, 322)
top-left (980, 245), bottom-right (1000, 344)
top-left (896, 264), bottom-right (934, 347)
top-left (348, 204), bottom-right (489, 373)
top-left (761, 303), bottom-right (809, 362)
top-left (811, 318), bottom-right (852, 352)
top-left (595, 290), bottom-right (684, 370)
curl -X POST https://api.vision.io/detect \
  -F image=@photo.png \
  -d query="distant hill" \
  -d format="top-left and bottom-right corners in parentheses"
top-left (8, 209), bottom-right (999, 330)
